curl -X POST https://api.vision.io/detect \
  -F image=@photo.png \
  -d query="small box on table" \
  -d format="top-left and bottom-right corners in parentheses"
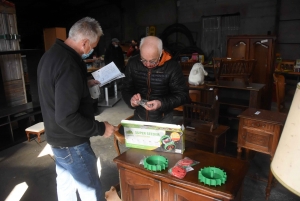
top-left (121, 120), bottom-right (185, 154)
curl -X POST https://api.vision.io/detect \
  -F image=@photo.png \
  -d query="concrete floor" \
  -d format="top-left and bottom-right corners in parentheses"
top-left (0, 98), bottom-right (299, 201)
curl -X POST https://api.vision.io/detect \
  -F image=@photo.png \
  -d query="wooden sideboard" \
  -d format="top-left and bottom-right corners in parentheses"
top-left (0, 102), bottom-right (42, 150)
top-left (194, 80), bottom-right (265, 148)
top-left (237, 108), bottom-right (287, 199)
top-left (114, 148), bottom-right (249, 201)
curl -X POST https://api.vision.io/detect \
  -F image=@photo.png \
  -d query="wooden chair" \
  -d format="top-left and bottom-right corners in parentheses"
top-left (183, 88), bottom-right (219, 132)
top-left (277, 60), bottom-right (296, 72)
top-left (180, 61), bottom-right (197, 76)
top-left (174, 88), bottom-right (202, 114)
top-left (273, 73), bottom-right (287, 113)
top-left (213, 58), bottom-right (256, 85)
top-left (114, 115), bottom-right (133, 156)
top-left (25, 122), bottom-right (45, 143)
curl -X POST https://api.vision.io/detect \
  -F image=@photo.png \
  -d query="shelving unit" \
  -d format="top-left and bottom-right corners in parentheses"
top-left (0, 102), bottom-right (42, 150)
top-left (206, 80), bottom-right (265, 147)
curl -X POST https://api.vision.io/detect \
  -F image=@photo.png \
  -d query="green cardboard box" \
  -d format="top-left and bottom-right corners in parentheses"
top-left (121, 119), bottom-right (185, 154)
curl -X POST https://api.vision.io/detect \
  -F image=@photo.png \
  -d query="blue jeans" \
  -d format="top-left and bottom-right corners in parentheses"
top-left (51, 142), bottom-right (103, 201)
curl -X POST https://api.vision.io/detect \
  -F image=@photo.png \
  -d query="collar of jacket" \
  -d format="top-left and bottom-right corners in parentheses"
top-left (158, 50), bottom-right (172, 67)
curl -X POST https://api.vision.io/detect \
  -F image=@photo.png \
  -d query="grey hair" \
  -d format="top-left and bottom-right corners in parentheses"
top-left (140, 36), bottom-right (163, 56)
top-left (69, 17), bottom-right (103, 44)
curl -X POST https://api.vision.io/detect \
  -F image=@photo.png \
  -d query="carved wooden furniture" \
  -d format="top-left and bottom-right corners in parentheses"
top-left (25, 122), bottom-right (44, 143)
top-left (276, 60), bottom-right (296, 72)
top-left (214, 59), bottom-right (257, 85)
top-left (273, 73), bottom-right (287, 113)
top-left (0, 5), bottom-right (27, 107)
top-left (184, 124), bottom-right (229, 154)
top-left (114, 148), bottom-right (249, 201)
top-left (226, 35), bottom-right (276, 110)
top-left (180, 61), bottom-right (197, 76)
top-left (43, 27), bottom-right (66, 51)
top-left (182, 86), bottom-right (219, 130)
top-left (203, 80), bottom-right (265, 146)
top-left (113, 115), bottom-right (133, 156)
top-left (174, 85), bottom-right (217, 115)
top-left (237, 108), bottom-right (287, 200)
top-left (0, 102), bottom-right (42, 150)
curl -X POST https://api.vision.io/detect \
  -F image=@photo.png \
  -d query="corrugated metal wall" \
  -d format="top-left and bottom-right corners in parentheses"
top-left (201, 14), bottom-right (240, 59)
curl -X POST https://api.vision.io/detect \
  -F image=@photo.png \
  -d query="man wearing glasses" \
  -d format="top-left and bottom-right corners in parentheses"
top-left (122, 36), bottom-right (189, 123)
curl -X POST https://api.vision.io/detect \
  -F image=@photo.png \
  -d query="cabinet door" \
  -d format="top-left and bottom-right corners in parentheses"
top-left (167, 184), bottom-right (219, 201)
top-left (119, 168), bottom-right (161, 201)
top-left (249, 38), bottom-right (274, 109)
top-left (226, 38), bottom-right (249, 59)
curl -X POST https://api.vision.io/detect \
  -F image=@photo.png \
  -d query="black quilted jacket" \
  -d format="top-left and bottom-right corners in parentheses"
top-left (122, 53), bottom-right (189, 122)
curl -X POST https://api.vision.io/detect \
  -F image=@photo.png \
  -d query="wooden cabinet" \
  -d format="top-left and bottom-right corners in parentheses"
top-left (226, 35), bottom-right (276, 109)
top-left (205, 80), bottom-right (265, 147)
top-left (120, 168), bottom-right (161, 201)
top-left (43, 27), bottom-right (66, 51)
top-left (237, 108), bottom-right (287, 199)
top-left (114, 148), bottom-right (249, 201)
top-left (0, 102), bottom-right (42, 150)
top-left (184, 124), bottom-right (229, 154)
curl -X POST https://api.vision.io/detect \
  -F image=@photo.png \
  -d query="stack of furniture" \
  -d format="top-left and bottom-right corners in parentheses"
top-left (0, 3), bottom-right (43, 150)
top-left (213, 59), bottom-right (256, 85)
top-left (226, 35), bottom-right (276, 110)
top-left (183, 85), bottom-right (229, 154)
top-left (205, 57), bottom-right (264, 154)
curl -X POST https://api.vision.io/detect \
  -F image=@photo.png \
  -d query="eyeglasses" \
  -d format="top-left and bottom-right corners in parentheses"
top-left (140, 58), bottom-right (159, 66)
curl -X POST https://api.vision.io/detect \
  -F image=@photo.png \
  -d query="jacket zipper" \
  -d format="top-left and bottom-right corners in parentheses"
top-left (146, 69), bottom-right (152, 121)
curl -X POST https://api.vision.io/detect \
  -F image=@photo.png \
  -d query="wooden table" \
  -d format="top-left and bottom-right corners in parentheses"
top-left (114, 148), bottom-right (249, 201)
top-left (185, 125), bottom-right (229, 154)
top-left (204, 80), bottom-right (265, 108)
top-left (237, 108), bottom-right (287, 200)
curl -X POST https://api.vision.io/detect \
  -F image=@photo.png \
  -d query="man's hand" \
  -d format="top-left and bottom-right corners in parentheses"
top-left (144, 100), bottom-right (161, 111)
top-left (130, 93), bottom-right (141, 107)
top-left (87, 79), bottom-right (100, 87)
top-left (103, 121), bottom-right (118, 138)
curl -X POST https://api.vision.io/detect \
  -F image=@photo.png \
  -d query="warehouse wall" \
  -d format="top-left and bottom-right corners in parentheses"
top-left (13, 0), bottom-right (300, 60)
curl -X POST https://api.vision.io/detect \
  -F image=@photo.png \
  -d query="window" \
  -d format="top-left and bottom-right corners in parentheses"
top-left (201, 14), bottom-right (240, 59)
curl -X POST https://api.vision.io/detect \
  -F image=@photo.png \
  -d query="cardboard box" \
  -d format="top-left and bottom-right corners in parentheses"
top-left (121, 120), bottom-right (185, 154)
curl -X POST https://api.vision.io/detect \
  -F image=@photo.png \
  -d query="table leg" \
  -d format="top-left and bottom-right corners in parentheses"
top-left (265, 156), bottom-right (274, 200)
top-left (237, 146), bottom-right (242, 159)
top-left (105, 87), bottom-right (108, 103)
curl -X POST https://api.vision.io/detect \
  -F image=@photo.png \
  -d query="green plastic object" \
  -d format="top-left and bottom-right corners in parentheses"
top-left (198, 167), bottom-right (227, 186)
top-left (143, 155), bottom-right (168, 171)
top-left (160, 135), bottom-right (176, 151)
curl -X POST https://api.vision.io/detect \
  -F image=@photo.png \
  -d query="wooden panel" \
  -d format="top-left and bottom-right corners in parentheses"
top-left (0, 6), bottom-right (27, 107)
top-left (4, 79), bottom-right (26, 107)
top-left (239, 127), bottom-right (272, 153)
top-left (226, 38), bottom-right (249, 59)
top-left (168, 184), bottom-right (218, 201)
top-left (43, 27), bottom-right (66, 51)
top-left (119, 168), bottom-right (161, 201)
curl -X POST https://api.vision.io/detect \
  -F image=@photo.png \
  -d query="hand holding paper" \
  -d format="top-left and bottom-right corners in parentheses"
top-left (91, 62), bottom-right (125, 87)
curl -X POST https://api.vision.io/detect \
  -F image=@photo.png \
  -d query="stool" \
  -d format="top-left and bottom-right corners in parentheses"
top-left (25, 122), bottom-right (45, 143)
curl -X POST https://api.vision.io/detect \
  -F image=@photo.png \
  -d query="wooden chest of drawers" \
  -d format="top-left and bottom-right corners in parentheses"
top-left (185, 124), bottom-right (229, 153)
top-left (237, 109), bottom-right (286, 156)
top-left (237, 108), bottom-right (287, 199)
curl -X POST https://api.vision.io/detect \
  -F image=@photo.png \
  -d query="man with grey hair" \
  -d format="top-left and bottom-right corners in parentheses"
top-left (38, 17), bottom-right (117, 201)
top-left (122, 36), bottom-right (189, 123)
